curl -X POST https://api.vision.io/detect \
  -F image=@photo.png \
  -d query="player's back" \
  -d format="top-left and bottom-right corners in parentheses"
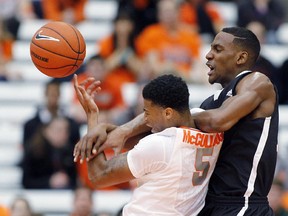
top-left (124, 127), bottom-right (223, 215)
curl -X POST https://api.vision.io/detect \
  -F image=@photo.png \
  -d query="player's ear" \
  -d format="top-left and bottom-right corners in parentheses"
top-left (164, 108), bottom-right (174, 120)
top-left (236, 51), bottom-right (248, 65)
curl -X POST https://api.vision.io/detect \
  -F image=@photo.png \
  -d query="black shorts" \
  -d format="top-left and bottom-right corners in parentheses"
top-left (198, 193), bottom-right (274, 216)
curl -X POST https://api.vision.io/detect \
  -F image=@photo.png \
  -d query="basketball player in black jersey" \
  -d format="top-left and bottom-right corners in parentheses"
top-left (73, 27), bottom-right (278, 216)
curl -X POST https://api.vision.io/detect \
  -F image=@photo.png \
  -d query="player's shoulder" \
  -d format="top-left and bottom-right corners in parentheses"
top-left (154, 127), bottom-right (179, 138)
top-left (240, 71), bottom-right (274, 90)
top-left (246, 71), bottom-right (271, 82)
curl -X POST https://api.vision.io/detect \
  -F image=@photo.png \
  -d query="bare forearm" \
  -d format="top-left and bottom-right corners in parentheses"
top-left (87, 152), bottom-right (132, 188)
top-left (87, 152), bottom-right (108, 188)
top-left (120, 113), bottom-right (150, 140)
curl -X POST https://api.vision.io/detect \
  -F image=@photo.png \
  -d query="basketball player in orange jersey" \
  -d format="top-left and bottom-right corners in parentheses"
top-left (74, 27), bottom-right (278, 215)
top-left (74, 74), bottom-right (223, 215)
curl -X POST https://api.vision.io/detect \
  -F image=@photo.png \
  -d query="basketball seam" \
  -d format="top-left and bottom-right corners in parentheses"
top-left (33, 63), bottom-right (79, 69)
top-left (31, 41), bottom-right (85, 60)
top-left (42, 25), bottom-right (85, 54)
top-left (30, 21), bottom-right (86, 78)
top-left (70, 25), bottom-right (83, 73)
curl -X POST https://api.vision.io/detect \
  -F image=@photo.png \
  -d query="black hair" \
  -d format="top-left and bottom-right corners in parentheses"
top-left (142, 74), bottom-right (190, 112)
top-left (113, 9), bottom-right (136, 51)
top-left (222, 27), bottom-right (260, 64)
top-left (45, 79), bottom-right (61, 94)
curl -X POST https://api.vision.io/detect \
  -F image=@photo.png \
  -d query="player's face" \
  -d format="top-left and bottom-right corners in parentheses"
top-left (143, 99), bottom-right (169, 133)
top-left (205, 31), bottom-right (240, 87)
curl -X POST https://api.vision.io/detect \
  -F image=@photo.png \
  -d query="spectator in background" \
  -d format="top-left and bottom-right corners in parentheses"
top-left (0, 19), bottom-right (13, 62)
top-left (42, 0), bottom-right (87, 24)
top-left (29, 0), bottom-right (44, 19)
top-left (22, 116), bottom-right (77, 189)
top-left (277, 59), bottom-right (288, 104)
top-left (70, 55), bottom-right (134, 125)
top-left (268, 180), bottom-right (288, 216)
top-left (246, 21), bottom-right (281, 91)
top-left (22, 79), bottom-right (80, 153)
top-left (0, 0), bottom-right (35, 39)
top-left (237, 0), bottom-right (285, 44)
top-left (179, 0), bottom-right (224, 41)
top-left (70, 187), bottom-right (95, 216)
top-left (0, 18), bottom-right (22, 81)
top-left (0, 204), bottom-right (9, 216)
top-left (135, 0), bottom-right (205, 83)
top-left (117, 0), bottom-right (158, 35)
top-left (9, 196), bottom-right (38, 216)
top-left (97, 9), bottom-right (143, 120)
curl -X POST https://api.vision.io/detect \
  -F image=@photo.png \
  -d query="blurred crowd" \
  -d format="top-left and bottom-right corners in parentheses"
top-left (1, 0), bottom-right (288, 215)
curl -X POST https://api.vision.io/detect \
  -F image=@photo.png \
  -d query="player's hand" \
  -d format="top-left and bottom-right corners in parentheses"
top-left (74, 123), bottom-right (110, 163)
top-left (97, 125), bottom-right (128, 156)
top-left (73, 74), bottom-right (100, 121)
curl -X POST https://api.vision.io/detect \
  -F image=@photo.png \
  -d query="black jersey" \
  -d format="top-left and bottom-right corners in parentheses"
top-left (200, 71), bottom-right (279, 198)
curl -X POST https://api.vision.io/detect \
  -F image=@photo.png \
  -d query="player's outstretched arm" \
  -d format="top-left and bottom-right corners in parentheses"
top-left (73, 76), bottom-right (135, 187)
top-left (73, 75), bottom-right (150, 158)
top-left (97, 112), bottom-right (151, 155)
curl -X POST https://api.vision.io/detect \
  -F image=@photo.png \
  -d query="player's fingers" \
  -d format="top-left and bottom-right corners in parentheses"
top-left (78, 86), bottom-right (99, 113)
top-left (91, 86), bottom-right (101, 97)
top-left (98, 142), bottom-right (108, 154)
top-left (80, 77), bottom-right (96, 89)
top-left (73, 141), bottom-right (80, 162)
top-left (79, 136), bottom-right (88, 164)
top-left (93, 136), bottom-right (107, 154)
top-left (85, 137), bottom-right (94, 161)
top-left (73, 74), bottom-right (84, 102)
top-left (87, 80), bottom-right (101, 95)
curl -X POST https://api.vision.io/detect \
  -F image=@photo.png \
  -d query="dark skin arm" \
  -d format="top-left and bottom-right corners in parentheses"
top-left (73, 72), bottom-right (276, 161)
top-left (193, 72), bottom-right (276, 132)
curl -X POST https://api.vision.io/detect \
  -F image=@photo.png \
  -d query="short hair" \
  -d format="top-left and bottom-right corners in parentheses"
top-left (142, 74), bottom-right (190, 112)
top-left (45, 79), bottom-right (60, 95)
top-left (222, 27), bottom-right (260, 64)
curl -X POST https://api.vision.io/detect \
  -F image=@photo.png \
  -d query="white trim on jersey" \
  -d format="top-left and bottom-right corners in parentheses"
top-left (237, 117), bottom-right (271, 216)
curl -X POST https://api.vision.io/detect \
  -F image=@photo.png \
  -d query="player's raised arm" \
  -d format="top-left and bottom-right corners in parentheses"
top-left (73, 74), bottom-right (113, 162)
top-left (73, 75), bottom-right (135, 187)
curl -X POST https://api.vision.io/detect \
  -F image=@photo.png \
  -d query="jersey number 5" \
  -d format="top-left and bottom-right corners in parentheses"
top-left (192, 148), bottom-right (213, 186)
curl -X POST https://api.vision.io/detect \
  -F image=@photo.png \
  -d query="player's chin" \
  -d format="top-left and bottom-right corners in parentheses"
top-left (208, 76), bottom-right (216, 85)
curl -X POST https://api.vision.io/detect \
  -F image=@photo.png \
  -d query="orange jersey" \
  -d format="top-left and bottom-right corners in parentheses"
top-left (0, 39), bottom-right (13, 61)
top-left (179, 2), bottom-right (223, 27)
top-left (0, 205), bottom-right (9, 216)
top-left (135, 23), bottom-right (201, 74)
top-left (42, 0), bottom-right (87, 23)
top-left (98, 35), bottom-right (136, 107)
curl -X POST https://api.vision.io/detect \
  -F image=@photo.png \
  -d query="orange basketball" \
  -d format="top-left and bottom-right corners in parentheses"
top-left (30, 21), bottom-right (86, 78)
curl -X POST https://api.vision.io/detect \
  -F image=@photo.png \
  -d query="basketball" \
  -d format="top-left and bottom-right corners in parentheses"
top-left (30, 21), bottom-right (86, 78)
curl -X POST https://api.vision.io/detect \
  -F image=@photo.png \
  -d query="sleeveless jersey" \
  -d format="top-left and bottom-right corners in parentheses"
top-left (200, 71), bottom-right (279, 199)
top-left (124, 127), bottom-right (223, 215)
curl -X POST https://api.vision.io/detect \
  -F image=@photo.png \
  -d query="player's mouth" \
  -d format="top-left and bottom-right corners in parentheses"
top-left (206, 62), bottom-right (215, 75)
